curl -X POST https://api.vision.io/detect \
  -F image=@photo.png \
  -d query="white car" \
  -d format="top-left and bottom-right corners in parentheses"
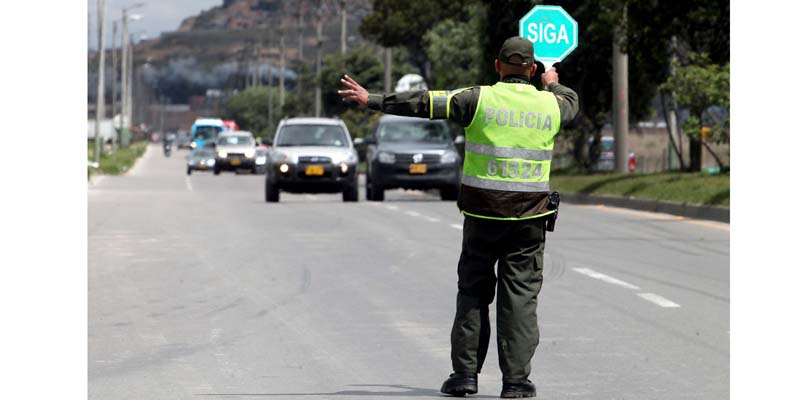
top-left (265, 118), bottom-right (359, 202)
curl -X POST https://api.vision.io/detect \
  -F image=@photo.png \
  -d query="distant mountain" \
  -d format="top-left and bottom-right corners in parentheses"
top-left (127, 0), bottom-right (373, 103)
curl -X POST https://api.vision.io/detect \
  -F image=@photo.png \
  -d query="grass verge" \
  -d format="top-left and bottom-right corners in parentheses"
top-left (550, 172), bottom-right (730, 207)
top-left (88, 141), bottom-right (148, 179)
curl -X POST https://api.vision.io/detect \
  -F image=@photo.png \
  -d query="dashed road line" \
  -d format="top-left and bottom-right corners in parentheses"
top-left (405, 211), bottom-right (422, 218)
top-left (185, 177), bottom-right (193, 192)
top-left (384, 205), bottom-right (399, 211)
top-left (450, 224), bottom-right (463, 230)
top-left (572, 267), bottom-right (641, 290)
top-left (637, 293), bottom-right (681, 308)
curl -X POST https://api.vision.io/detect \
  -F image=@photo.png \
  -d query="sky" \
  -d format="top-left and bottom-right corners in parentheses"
top-left (87, 0), bottom-right (222, 49)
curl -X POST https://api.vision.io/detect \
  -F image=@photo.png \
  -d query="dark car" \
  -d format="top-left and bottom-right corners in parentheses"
top-left (362, 115), bottom-right (462, 201)
top-left (185, 147), bottom-right (216, 175)
top-left (265, 118), bottom-right (359, 203)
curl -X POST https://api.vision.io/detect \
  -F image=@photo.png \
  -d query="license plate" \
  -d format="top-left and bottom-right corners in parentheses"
top-left (305, 165), bottom-right (324, 176)
top-left (198, 164), bottom-right (206, 169)
top-left (409, 164), bottom-right (427, 174)
top-left (231, 158), bottom-right (241, 166)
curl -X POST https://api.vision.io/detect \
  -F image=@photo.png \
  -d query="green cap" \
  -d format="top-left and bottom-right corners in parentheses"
top-left (498, 36), bottom-right (534, 66)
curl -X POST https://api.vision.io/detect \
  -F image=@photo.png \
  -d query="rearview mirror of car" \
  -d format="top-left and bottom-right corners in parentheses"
top-left (353, 137), bottom-right (364, 146)
top-left (454, 135), bottom-right (466, 144)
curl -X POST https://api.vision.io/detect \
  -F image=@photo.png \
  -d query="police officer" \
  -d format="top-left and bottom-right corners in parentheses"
top-left (339, 36), bottom-right (578, 398)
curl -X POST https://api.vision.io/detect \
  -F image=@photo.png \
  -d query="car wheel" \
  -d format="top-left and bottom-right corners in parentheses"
top-left (186, 167), bottom-right (192, 175)
top-left (367, 179), bottom-right (384, 202)
top-left (440, 185), bottom-right (459, 201)
top-left (343, 182), bottom-right (359, 202)
top-left (265, 177), bottom-right (280, 203)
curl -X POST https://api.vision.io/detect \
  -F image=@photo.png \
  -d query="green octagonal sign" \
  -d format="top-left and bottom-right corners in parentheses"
top-left (518, 5), bottom-right (578, 68)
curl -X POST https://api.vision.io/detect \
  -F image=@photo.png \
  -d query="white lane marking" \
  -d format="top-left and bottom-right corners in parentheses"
top-left (384, 205), bottom-right (399, 211)
top-left (423, 216), bottom-right (441, 223)
top-left (405, 211), bottom-right (421, 217)
top-left (450, 224), bottom-right (463, 230)
top-left (637, 293), bottom-right (681, 308)
top-left (185, 177), bottom-right (193, 192)
top-left (571, 267), bottom-right (641, 290)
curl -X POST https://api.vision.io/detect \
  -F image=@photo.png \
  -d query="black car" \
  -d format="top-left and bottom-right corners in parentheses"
top-left (362, 115), bottom-right (463, 201)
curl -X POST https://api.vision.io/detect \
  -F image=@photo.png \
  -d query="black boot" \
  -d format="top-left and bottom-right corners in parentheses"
top-left (440, 372), bottom-right (478, 397)
top-left (500, 379), bottom-right (536, 398)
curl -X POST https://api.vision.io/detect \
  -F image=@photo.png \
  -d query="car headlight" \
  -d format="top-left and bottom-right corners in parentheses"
top-left (190, 142), bottom-right (196, 149)
top-left (217, 151), bottom-right (227, 158)
top-left (244, 149), bottom-right (255, 158)
top-left (378, 152), bottom-right (395, 164)
top-left (340, 163), bottom-right (349, 174)
top-left (344, 152), bottom-right (358, 164)
top-left (271, 152), bottom-right (289, 163)
top-left (255, 156), bottom-right (267, 165)
top-left (207, 159), bottom-right (216, 167)
top-left (441, 151), bottom-right (458, 164)
top-left (279, 163), bottom-right (290, 173)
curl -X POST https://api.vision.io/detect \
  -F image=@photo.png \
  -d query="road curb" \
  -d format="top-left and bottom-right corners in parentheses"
top-left (560, 192), bottom-right (730, 223)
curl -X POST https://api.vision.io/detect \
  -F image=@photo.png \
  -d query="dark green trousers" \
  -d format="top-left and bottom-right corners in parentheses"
top-left (450, 215), bottom-right (546, 383)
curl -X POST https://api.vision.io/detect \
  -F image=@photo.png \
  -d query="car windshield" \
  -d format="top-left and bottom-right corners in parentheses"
top-left (191, 148), bottom-right (215, 157)
top-left (276, 125), bottom-right (348, 147)
top-left (377, 121), bottom-right (449, 143)
top-left (194, 125), bottom-right (222, 140)
top-left (218, 135), bottom-right (252, 145)
top-left (600, 139), bottom-right (614, 152)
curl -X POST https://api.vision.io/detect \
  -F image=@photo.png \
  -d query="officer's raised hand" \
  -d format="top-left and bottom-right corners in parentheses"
top-left (541, 67), bottom-right (559, 87)
top-left (338, 75), bottom-right (369, 106)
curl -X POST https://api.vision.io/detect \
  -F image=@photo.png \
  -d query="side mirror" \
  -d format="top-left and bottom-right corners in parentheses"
top-left (353, 137), bottom-right (364, 146)
top-left (454, 135), bottom-right (466, 144)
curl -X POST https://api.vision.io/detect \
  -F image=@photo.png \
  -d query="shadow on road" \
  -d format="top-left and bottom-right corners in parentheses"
top-left (195, 383), bottom-right (495, 398)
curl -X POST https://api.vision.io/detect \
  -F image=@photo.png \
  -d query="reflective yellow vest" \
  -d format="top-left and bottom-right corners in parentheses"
top-left (461, 82), bottom-right (560, 220)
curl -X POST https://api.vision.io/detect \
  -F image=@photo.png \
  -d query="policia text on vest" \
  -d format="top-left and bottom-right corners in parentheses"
top-left (337, 36), bottom-right (579, 398)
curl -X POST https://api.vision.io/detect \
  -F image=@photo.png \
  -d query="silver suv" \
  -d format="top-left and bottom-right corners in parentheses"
top-left (265, 118), bottom-right (359, 202)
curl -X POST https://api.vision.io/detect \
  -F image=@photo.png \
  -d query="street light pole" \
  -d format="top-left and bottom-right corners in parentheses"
top-left (94, 0), bottom-right (107, 163)
top-left (110, 20), bottom-right (118, 150)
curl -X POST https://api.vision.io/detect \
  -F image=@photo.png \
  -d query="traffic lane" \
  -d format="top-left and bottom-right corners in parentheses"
top-left (90, 159), bottom-right (476, 398)
top-left (90, 152), bottom-right (729, 398)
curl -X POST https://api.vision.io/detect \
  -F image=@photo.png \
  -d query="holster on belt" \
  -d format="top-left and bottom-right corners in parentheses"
top-left (545, 191), bottom-right (560, 232)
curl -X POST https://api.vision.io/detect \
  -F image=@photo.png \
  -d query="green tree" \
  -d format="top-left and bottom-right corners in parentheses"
top-left (423, 2), bottom-right (485, 89)
top-left (661, 53), bottom-right (729, 171)
top-left (222, 86), bottom-right (280, 138)
top-left (360, 0), bottom-right (475, 84)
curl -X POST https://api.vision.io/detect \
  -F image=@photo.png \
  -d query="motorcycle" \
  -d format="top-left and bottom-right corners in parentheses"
top-left (163, 142), bottom-right (173, 157)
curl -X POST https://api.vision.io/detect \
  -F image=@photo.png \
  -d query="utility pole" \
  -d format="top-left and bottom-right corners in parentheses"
top-left (666, 35), bottom-right (681, 171)
top-left (279, 32), bottom-right (285, 108)
top-left (340, 0), bottom-right (347, 55)
top-left (94, 0), bottom-right (107, 163)
top-left (296, 5), bottom-right (305, 97)
top-left (267, 33), bottom-right (275, 130)
top-left (612, 6), bottom-right (629, 174)
top-left (314, 15), bottom-right (323, 117)
top-left (110, 20), bottom-right (118, 149)
top-left (120, 11), bottom-right (128, 147)
top-left (384, 47), bottom-right (393, 92)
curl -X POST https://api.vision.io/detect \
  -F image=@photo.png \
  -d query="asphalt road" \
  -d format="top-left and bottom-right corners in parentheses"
top-left (89, 145), bottom-right (729, 399)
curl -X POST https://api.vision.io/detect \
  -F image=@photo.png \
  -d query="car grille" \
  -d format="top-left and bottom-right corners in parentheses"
top-left (298, 156), bottom-right (332, 163)
top-left (227, 153), bottom-right (245, 158)
top-left (395, 153), bottom-right (441, 164)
